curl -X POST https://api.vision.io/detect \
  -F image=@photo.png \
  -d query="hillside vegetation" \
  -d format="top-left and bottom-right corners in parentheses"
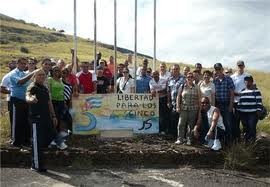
top-left (0, 13), bottom-right (269, 139)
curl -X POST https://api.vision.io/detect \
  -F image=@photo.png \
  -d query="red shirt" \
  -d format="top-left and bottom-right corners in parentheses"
top-left (67, 73), bottom-right (78, 87)
top-left (107, 63), bottom-right (115, 75)
top-left (76, 71), bottom-right (95, 93)
top-left (103, 67), bottom-right (113, 80)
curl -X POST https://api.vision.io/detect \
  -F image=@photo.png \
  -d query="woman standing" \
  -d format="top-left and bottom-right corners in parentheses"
top-left (26, 69), bottom-right (61, 172)
top-left (116, 68), bottom-right (135, 93)
top-left (175, 72), bottom-right (201, 145)
top-left (199, 70), bottom-right (215, 106)
top-left (237, 75), bottom-right (263, 143)
top-left (48, 66), bottom-right (69, 146)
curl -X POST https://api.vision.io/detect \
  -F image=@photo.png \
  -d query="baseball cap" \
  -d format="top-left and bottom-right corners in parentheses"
top-left (244, 75), bottom-right (253, 81)
top-left (237, 60), bottom-right (245, 66)
top-left (214, 63), bottom-right (223, 70)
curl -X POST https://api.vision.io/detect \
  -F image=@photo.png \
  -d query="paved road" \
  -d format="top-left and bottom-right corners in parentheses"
top-left (1, 167), bottom-right (269, 187)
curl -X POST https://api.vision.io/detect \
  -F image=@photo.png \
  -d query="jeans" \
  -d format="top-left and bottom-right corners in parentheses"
top-left (168, 111), bottom-right (179, 138)
top-left (232, 103), bottom-right (241, 141)
top-left (239, 112), bottom-right (258, 142)
top-left (200, 112), bottom-right (225, 144)
top-left (159, 96), bottom-right (169, 133)
top-left (216, 101), bottom-right (233, 145)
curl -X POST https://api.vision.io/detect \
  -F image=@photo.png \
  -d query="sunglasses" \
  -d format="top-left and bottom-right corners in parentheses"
top-left (187, 76), bottom-right (193, 78)
top-left (123, 71), bottom-right (129, 74)
top-left (201, 102), bottom-right (209, 104)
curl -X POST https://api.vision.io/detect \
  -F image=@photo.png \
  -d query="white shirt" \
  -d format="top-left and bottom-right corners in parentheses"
top-left (207, 106), bottom-right (225, 130)
top-left (117, 77), bottom-right (135, 93)
top-left (199, 81), bottom-right (215, 104)
top-left (231, 72), bottom-right (250, 102)
top-left (0, 70), bottom-right (15, 101)
top-left (149, 78), bottom-right (167, 97)
top-left (159, 71), bottom-right (171, 80)
top-left (136, 66), bottom-right (142, 76)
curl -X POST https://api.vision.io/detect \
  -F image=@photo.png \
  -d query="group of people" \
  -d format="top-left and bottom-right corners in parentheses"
top-left (0, 50), bottom-right (265, 171)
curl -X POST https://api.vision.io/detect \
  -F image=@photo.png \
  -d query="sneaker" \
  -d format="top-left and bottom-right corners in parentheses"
top-left (175, 139), bottom-right (184, 145)
top-left (59, 131), bottom-right (69, 138)
top-left (20, 148), bottom-right (28, 152)
top-left (50, 140), bottom-right (56, 146)
top-left (31, 167), bottom-right (47, 172)
top-left (211, 139), bottom-right (222, 151)
top-left (67, 129), bottom-right (72, 136)
top-left (186, 138), bottom-right (191, 146)
top-left (57, 142), bottom-right (68, 150)
top-left (48, 140), bottom-right (56, 148)
top-left (203, 139), bottom-right (214, 148)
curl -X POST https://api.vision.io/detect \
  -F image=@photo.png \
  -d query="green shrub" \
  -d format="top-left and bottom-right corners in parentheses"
top-left (223, 142), bottom-right (257, 170)
top-left (20, 46), bottom-right (29, 53)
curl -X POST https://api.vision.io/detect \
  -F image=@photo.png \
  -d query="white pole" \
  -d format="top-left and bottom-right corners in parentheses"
top-left (134, 0), bottom-right (137, 91)
top-left (94, 0), bottom-right (97, 72)
top-left (153, 0), bottom-right (156, 70)
top-left (114, 0), bottom-right (117, 93)
top-left (73, 0), bottom-right (78, 73)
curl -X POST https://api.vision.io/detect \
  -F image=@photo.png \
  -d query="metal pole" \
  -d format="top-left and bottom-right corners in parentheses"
top-left (94, 0), bottom-right (97, 72)
top-left (134, 0), bottom-right (137, 92)
top-left (114, 0), bottom-right (117, 93)
top-left (73, 0), bottom-right (78, 73)
top-left (153, 0), bottom-right (156, 71)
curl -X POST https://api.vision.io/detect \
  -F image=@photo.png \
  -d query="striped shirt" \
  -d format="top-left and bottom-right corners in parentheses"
top-left (62, 80), bottom-right (73, 101)
top-left (237, 88), bottom-right (262, 112)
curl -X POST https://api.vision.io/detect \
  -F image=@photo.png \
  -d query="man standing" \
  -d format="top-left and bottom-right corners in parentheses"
top-left (107, 56), bottom-right (115, 75)
top-left (76, 61), bottom-right (97, 94)
top-left (9, 58), bottom-right (36, 148)
top-left (136, 67), bottom-right (151, 93)
top-left (195, 63), bottom-right (203, 80)
top-left (136, 58), bottom-right (149, 76)
top-left (149, 71), bottom-right (168, 133)
top-left (124, 53), bottom-right (135, 78)
top-left (159, 63), bottom-right (171, 80)
top-left (231, 60), bottom-right (251, 142)
top-left (1, 60), bottom-right (17, 142)
top-left (167, 64), bottom-right (185, 137)
top-left (213, 63), bottom-right (235, 145)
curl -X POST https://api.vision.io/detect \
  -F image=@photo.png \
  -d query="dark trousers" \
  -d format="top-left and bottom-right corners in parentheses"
top-left (11, 97), bottom-right (30, 147)
top-left (7, 100), bottom-right (13, 139)
top-left (31, 115), bottom-right (57, 169)
top-left (239, 112), bottom-right (258, 143)
top-left (232, 103), bottom-right (241, 141)
top-left (159, 96), bottom-right (169, 133)
top-left (168, 111), bottom-right (179, 138)
top-left (216, 101), bottom-right (232, 145)
top-left (31, 121), bottom-right (45, 169)
top-left (200, 112), bottom-right (225, 144)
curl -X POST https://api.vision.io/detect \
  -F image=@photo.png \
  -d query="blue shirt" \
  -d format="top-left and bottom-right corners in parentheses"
top-left (214, 75), bottom-right (235, 103)
top-left (167, 75), bottom-right (185, 111)
top-left (136, 75), bottom-right (151, 93)
top-left (10, 68), bottom-right (29, 100)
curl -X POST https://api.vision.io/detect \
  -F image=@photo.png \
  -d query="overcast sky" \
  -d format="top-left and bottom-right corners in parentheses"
top-left (1, 0), bottom-right (270, 72)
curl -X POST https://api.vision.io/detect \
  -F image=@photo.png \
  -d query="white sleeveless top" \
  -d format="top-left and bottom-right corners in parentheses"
top-left (206, 106), bottom-right (225, 130)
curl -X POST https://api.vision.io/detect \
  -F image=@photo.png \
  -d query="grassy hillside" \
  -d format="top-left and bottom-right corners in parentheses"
top-left (0, 13), bottom-right (269, 142)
